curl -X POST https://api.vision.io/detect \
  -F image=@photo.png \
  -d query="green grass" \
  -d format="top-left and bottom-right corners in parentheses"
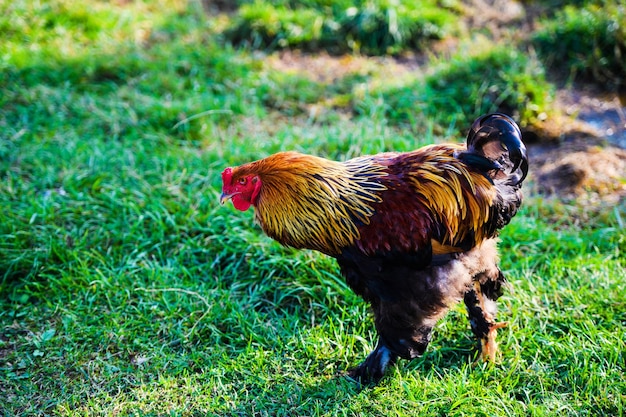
top-left (224, 0), bottom-right (460, 55)
top-left (368, 41), bottom-right (553, 131)
top-left (1, 0), bottom-right (625, 416)
top-left (530, 0), bottom-right (626, 90)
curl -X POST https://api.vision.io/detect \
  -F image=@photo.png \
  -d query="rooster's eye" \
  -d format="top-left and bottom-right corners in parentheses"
top-left (238, 177), bottom-right (247, 185)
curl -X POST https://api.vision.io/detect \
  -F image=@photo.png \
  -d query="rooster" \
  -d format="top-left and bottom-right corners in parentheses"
top-left (220, 113), bottom-right (528, 384)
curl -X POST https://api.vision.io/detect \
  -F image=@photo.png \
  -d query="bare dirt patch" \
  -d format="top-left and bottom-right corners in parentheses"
top-left (530, 139), bottom-right (626, 204)
top-left (265, 50), bottom-right (421, 83)
top-left (528, 86), bottom-right (626, 204)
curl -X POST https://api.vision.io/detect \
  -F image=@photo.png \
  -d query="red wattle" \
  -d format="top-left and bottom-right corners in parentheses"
top-left (232, 195), bottom-right (252, 211)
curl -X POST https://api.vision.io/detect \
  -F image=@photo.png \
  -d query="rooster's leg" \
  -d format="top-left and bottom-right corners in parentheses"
top-left (350, 312), bottom-right (435, 385)
top-left (464, 270), bottom-right (507, 362)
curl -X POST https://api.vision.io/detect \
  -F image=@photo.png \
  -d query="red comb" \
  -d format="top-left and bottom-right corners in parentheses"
top-left (221, 167), bottom-right (233, 184)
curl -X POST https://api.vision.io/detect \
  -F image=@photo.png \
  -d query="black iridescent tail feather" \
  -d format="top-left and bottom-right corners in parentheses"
top-left (459, 113), bottom-right (529, 186)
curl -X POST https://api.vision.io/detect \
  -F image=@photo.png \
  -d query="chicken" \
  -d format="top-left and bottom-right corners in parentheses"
top-left (220, 113), bottom-right (528, 384)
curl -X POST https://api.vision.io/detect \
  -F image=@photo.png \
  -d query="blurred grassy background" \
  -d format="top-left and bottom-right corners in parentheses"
top-left (1, 0), bottom-right (624, 415)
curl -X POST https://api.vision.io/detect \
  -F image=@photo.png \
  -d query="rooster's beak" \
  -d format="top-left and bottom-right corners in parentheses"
top-left (220, 192), bottom-right (237, 205)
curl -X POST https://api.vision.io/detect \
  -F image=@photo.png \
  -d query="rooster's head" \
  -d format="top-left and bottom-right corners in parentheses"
top-left (220, 167), bottom-right (262, 211)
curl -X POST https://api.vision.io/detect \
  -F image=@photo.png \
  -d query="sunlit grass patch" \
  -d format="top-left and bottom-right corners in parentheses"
top-left (363, 41), bottom-right (553, 132)
top-left (531, 0), bottom-right (626, 90)
top-left (224, 0), bottom-right (460, 54)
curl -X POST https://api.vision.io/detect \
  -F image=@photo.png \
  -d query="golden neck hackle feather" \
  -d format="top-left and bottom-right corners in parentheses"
top-left (234, 151), bottom-right (388, 255)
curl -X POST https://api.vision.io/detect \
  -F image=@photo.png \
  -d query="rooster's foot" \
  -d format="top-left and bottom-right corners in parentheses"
top-left (348, 344), bottom-right (398, 385)
top-left (480, 321), bottom-right (508, 362)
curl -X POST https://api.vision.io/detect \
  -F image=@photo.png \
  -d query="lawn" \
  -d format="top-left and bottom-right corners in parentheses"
top-left (1, 0), bottom-right (624, 416)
